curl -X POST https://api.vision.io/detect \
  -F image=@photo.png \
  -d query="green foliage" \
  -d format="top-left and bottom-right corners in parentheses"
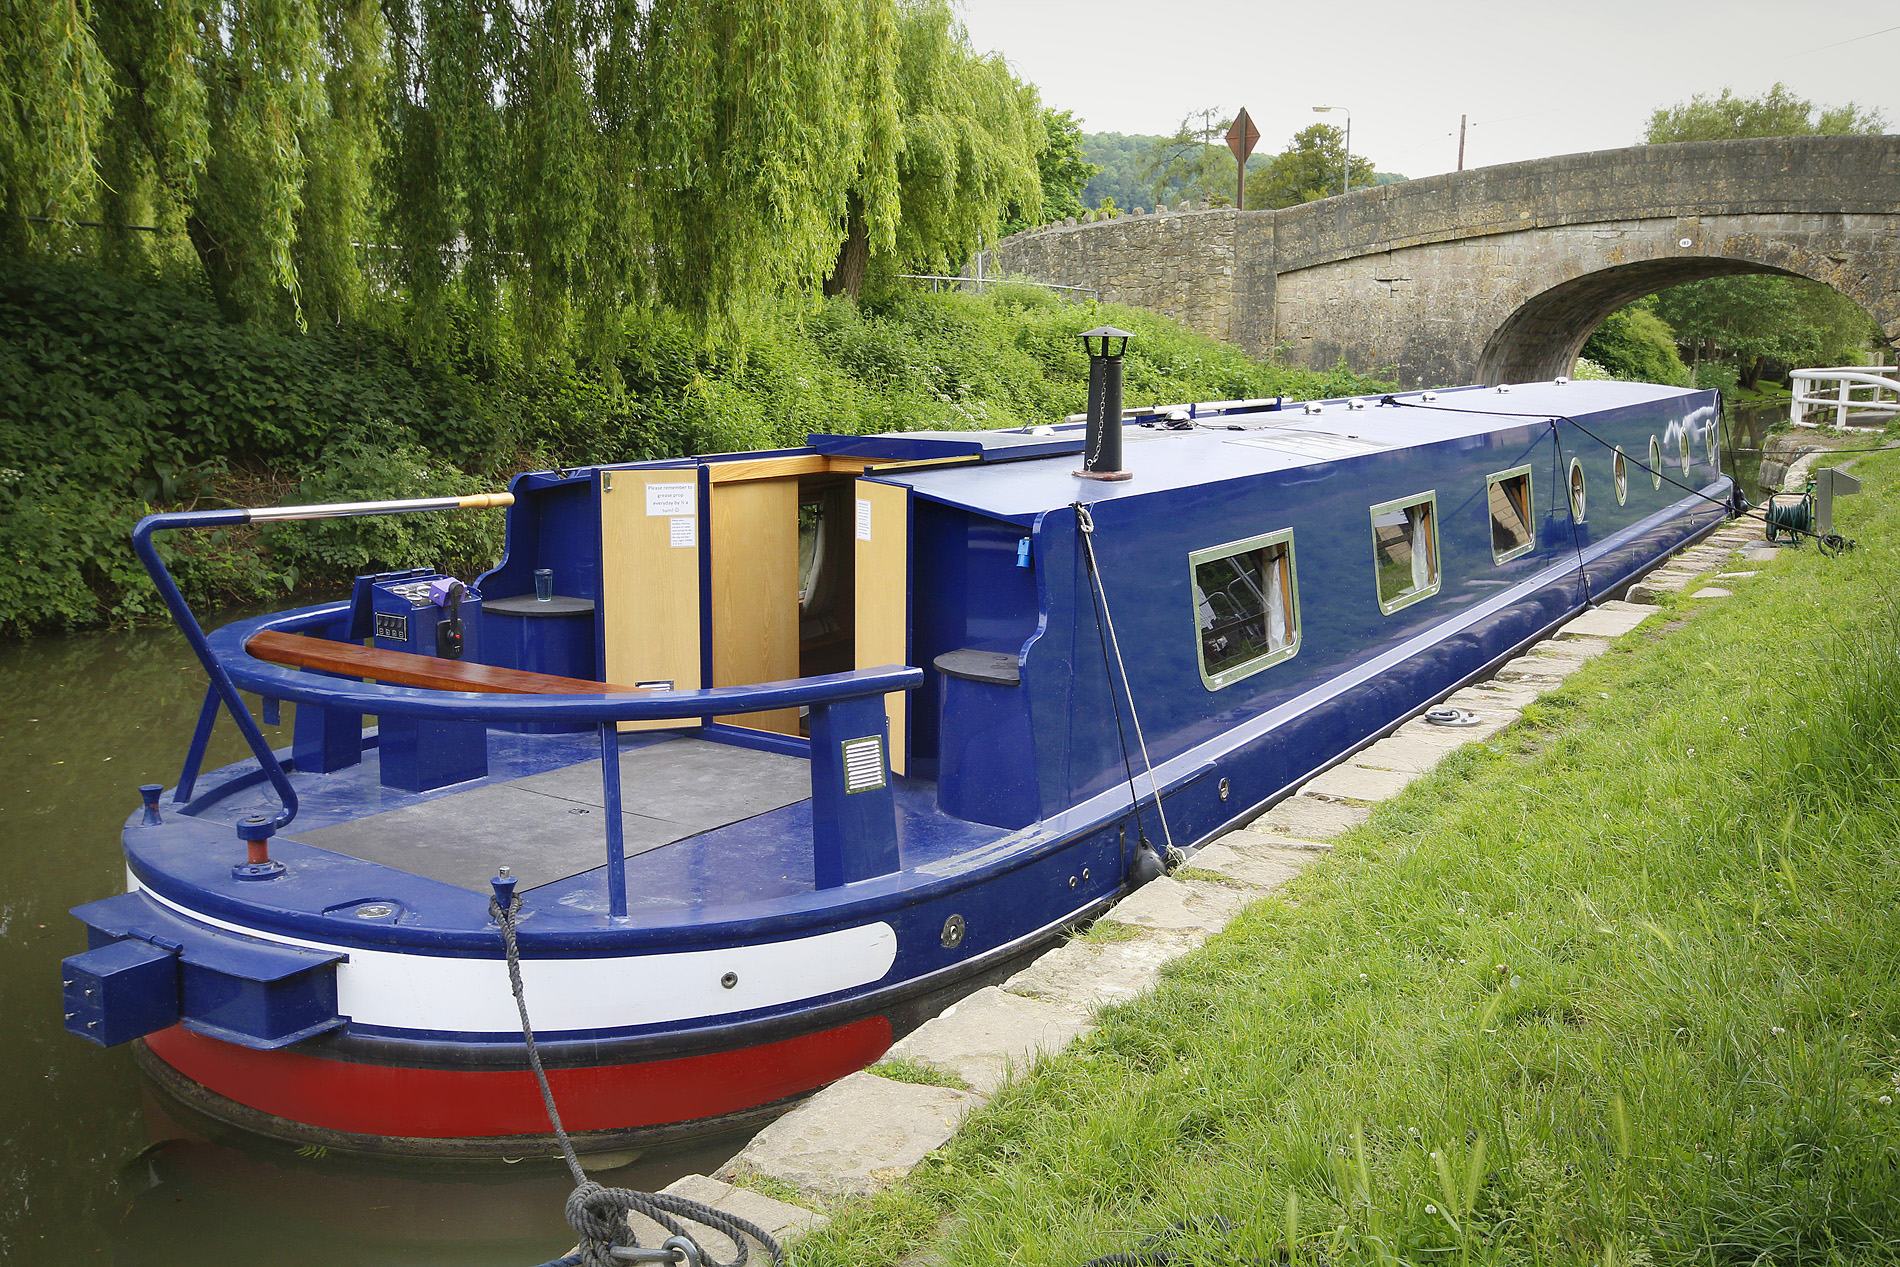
top-left (0, 0), bottom-right (113, 239)
top-left (1138, 108), bottom-right (1246, 208)
top-left (1001, 107), bottom-right (1097, 235)
top-left (1580, 303), bottom-right (1691, 385)
top-left (1081, 132), bottom-right (1196, 211)
top-left (264, 434), bottom-right (505, 586)
top-left (1251, 123), bottom-right (1377, 209)
top-left (1644, 81), bottom-right (1887, 143)
top-left (0, 261), bottom-right (1394, 633)
top-left (1652, 275), bottom-right (1880, 387)
top-left (885, 2), bottom-right (1042, 274)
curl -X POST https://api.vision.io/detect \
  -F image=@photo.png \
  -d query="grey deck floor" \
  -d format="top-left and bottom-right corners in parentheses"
top-left (293, 738), bottom-right (811, 892)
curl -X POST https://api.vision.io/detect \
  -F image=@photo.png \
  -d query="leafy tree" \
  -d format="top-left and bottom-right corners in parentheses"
top-left (1001, 107), bottom-right (1097, 235)
top-left (1251, 124), bottom-right (1375, 209)
top-left (1644, 82), bottom-right (1886, 143)
top-left (1579, 302), bottom-right (1690, 385)
top-left (4, 0), bottom-right (915, 356)
top-left (1138, 108), bottom-right (1241, 208)
top-left (1650, 276), bottom-right (1878, 388)
top-left (1081, 132), bottom-right (1193, 211)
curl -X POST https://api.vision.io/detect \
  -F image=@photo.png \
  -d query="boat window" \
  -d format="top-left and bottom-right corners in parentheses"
top-left (1487, 466), bottom-right (1534, 564)
top-left (1708, 420), bottom-right (1721, 474)
top-left (1678, 427), bottom-right (1691, 475)
top-left (1649, 436), bottom-right (1663, 490)
top-left (1191, 529), bottom-right (1299, 689)
top-left (1369, 492), bottom-right (1440, 614)
top-left (1614, 447), bottom-right (1628, 505)
top-left (1569, 459), bottom-right (1586, 521)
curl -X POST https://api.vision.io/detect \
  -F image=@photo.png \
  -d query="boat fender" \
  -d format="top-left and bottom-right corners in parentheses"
top-left (1128, 835), bottom-right (1167, 887)
top-left (431, 577), bottom-right (467, 661)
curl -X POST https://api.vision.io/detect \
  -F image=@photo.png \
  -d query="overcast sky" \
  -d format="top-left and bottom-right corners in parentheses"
top-left (957, 2), bottom-right (1899, 180)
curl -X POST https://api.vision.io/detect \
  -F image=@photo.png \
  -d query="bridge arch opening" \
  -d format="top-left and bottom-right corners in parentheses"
top-left (1479, 258), bottom-right (1890, 387)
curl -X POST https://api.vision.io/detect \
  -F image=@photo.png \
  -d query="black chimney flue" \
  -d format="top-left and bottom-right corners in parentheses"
top-left (1075, 326), bottom-right (1135, 482)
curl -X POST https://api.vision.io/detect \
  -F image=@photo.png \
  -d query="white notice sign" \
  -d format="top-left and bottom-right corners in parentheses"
top-left (856, 497), bottom-right (873, 542)
top-left (668, 516), bottom-right (696, 548)
top-left (646, 481), bottom-right (695, 517)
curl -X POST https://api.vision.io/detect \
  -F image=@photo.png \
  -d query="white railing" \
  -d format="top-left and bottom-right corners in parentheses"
top-left (1789, 366), bottom-right (1900, 428)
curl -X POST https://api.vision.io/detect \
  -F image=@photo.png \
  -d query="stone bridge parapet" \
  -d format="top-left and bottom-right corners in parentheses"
top-left (980, 135), bottom-right (1900, 388)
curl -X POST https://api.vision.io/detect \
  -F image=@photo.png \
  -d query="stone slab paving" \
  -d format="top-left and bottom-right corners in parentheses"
top-left (1301, 762), bottom-right (1421, 802)
top-left (1251, 792), bottom-right (1371, 840)
top-left (635, 1174), bottom-right (830, 1251)
top-left (1349, 733), bottom-right (1465, 774)
top-left (1217, 826), bottom-right (1334, 852)
top-left (1692, 587), bottom-right (1733, 599)
top-left (1005, 930), bottom-right (1203, 1010)
top-left (1717, 570), bottom-right (1759, 579)
top-left (1099, 874), bottom-right (1254, 933)
top-left (883, 986), bottom-right (1092, 1096)
top-left (1555, 600), bottom-right (1658, 640)
top-left (721, 1071), bottom-right (985, 1200)
top-left (1186, 840), bottom-right (1314, 890)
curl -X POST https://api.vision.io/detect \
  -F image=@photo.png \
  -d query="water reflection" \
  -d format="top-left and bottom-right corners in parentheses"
top-left (112, 1087), bottom-right (752, 1267)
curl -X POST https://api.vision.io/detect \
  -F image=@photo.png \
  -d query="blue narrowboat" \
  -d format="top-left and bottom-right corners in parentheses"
top-left (61, 350), bottom-right (1730, 1156)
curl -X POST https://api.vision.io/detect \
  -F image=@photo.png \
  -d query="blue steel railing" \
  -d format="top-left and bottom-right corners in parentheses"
top-left (135, 503), bottom-right (921, 912)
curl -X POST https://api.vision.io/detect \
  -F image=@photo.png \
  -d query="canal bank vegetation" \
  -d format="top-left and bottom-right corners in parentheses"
top-left (0, 257), bottom-right (1389, 634)
top-left (0, 0), bottom-right (1399, 636)
top-left (791, 450), bottom-right (1900, 1265)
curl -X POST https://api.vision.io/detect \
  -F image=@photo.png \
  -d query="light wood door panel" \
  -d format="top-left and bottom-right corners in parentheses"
top-left (854, 479), bottom-right (909, 775)
top-left (600, 469), bottom-right (701, 732)
top-left (711, 478), bottom-right (801, 734)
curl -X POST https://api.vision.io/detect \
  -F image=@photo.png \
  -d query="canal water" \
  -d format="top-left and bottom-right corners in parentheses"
top-left (0, 625), bottom-right (749, 1265)
top-left (0, 400), bottom-right (1783, 1264)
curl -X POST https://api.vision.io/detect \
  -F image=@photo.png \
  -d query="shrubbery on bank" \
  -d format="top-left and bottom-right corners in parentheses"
top-left (0, 261), bottom-right (1390, 634)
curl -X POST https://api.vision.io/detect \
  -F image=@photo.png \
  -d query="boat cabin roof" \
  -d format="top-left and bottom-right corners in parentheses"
top-left (811, 380), bottom-right (1698, 523)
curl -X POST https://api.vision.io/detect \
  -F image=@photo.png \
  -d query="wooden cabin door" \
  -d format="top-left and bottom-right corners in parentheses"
top-left (600, 468), bottom-right (701, 732)
top-left (854, 478), bottom-right (909, 775)
top-left (709, 471), bottom-right (802, 735)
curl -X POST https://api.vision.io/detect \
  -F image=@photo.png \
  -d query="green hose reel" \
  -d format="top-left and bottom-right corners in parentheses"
top-left (1764, 489), bottom-right (1813, 542)
top-left (1764, 468), bottom-right (1861, 552)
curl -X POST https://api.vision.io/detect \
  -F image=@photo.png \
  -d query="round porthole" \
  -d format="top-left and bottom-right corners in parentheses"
top-left (1679, 427), bottom-right (1691, 475)
top-left (1613, 447), bottom-right (1628, 506)
top-left (1648, 436), bottom-right (1663, 490)
top-left (1569, 458), bottom-right (1586, 521)
top-left (1707, 420), bottom-right (1721, 475)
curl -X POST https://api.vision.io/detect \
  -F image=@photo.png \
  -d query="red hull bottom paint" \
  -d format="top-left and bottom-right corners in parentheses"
top-left (143, 1017), bottom-right (894, 1138)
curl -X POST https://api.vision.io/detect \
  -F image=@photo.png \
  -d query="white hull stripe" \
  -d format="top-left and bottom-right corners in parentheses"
top-left (129, 876), bottom-right (897, 1037)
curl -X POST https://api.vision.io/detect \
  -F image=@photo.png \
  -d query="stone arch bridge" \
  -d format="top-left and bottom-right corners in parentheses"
top-left (980, 135), bottom-right (1900, 388)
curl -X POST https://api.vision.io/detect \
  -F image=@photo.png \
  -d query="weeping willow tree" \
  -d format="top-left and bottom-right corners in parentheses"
top-left (825, 0), bottom-right (1041, 299)
top-left (4, 0), bottom-right (1036, 357)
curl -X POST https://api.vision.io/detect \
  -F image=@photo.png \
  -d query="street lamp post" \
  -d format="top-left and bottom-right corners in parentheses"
top-left (1311, 105), bottom-right (1352, 196)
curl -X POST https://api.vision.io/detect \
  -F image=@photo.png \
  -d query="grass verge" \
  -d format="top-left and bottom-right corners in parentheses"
top-left (789, 451), bottom-right (1900, 1266)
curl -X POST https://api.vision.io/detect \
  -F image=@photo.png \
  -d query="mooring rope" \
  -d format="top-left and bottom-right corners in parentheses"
top-left (1074, 502), bottom-right (1181, 869)
top-left (493, 892), bottom-right (785, 1267)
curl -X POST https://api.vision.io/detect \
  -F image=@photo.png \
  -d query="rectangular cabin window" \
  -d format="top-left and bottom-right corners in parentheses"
top-left (1369, 492), bottom-right (1441, 614)
top-left (1488, 465), bottom-right (1535, 564)
top-left (1190, 529), bottom-right (1299, 690)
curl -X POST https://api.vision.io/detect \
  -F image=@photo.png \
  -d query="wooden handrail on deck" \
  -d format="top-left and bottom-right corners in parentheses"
top-left (247, 629), bottom-right (650, 695)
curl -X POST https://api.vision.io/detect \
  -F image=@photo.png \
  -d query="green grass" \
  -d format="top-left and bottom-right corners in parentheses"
top-left (869, 1058), bottom-right (973, 1092)
top-left (790, 454), bottom-right (1900, 1267)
